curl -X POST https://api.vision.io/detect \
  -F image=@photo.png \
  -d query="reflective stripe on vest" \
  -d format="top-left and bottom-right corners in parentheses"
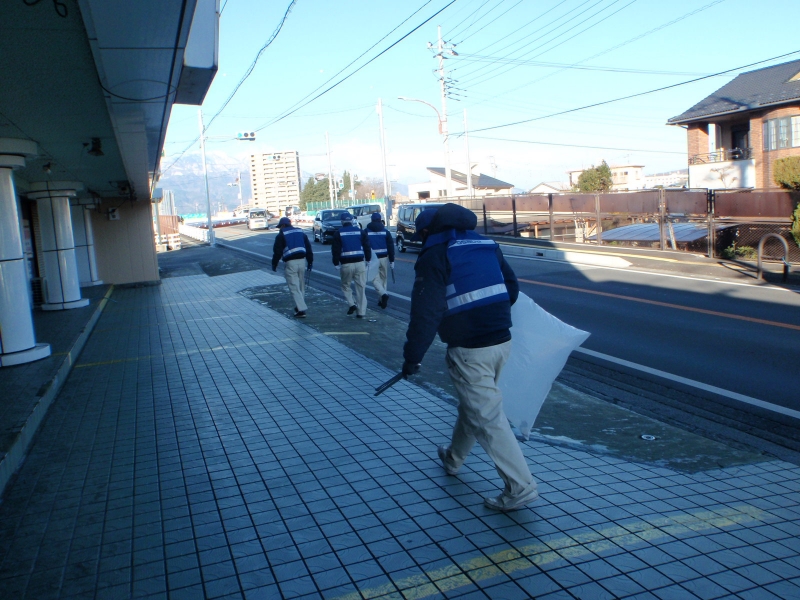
top-left (282, 228), bottom-right (306, 260)
top-left (339, 228), bottom-right (364, 258)
top-left (367, 230), bottom-right (388, 255)
top-left (444, 235), bottom-right (509, 316)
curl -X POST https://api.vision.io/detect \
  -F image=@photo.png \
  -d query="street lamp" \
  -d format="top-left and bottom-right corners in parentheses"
top-left (398, 96), bottom-right (453, 198)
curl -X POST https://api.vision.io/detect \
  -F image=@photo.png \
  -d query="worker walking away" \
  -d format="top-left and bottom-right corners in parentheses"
top-left (272, 216), bottom-right (313, 318)
top-left (401, 203), bottom-right (538, 511)
top-left (362, 212), bottom-right (394, 309)
top-left (332, 211), bottom-right (371, 318)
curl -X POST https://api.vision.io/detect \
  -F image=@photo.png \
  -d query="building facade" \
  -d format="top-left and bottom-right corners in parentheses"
top-left (567, 164), bottom-right (646, 191)
top-left (668, 59), bottom-right (800, 189)
top-left (407, 167), bottom-right (513, 200)
top-left (249, 151), bottom-right (301, 215)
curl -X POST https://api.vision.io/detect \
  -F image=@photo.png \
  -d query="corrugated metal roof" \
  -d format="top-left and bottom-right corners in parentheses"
top-left (668, 59), bottom-right (800, 124)
top-left (589, 222), bottom-right (732, 243)
top-left (427, 167), bottom-right (514, 189)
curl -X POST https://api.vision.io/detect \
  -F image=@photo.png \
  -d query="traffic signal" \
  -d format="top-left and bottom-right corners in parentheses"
top-left (236, 132), bottom-right (256, 141)
top-left (338, 178), bottom-right (344, 190)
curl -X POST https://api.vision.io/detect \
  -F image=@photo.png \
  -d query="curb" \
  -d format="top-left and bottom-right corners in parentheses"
top-left (499, 242), bottom-right (632, 268)
top-left (0, 285), bottom-right (115, 497)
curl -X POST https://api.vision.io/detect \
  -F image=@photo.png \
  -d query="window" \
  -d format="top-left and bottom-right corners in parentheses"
top-left (763, 116), bottom-right (800, 151)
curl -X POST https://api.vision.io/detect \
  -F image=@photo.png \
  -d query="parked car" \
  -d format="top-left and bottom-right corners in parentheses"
top-left (395, 203), bottom-right (445, 252)
top-left (313, 209), bottom-right (349, 243)
top-left (347, 203), bottom-right (383, 229)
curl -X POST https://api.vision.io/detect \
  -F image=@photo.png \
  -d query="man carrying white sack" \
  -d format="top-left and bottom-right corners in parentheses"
top-left (401, 203), bottom-right (538, 511)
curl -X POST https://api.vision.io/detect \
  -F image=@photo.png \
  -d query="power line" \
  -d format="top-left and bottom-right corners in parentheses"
top-left (463, 0), bottom-right (729, 112)
top-left (459, 0), bottom-right (637, 89)
top-left (253, 0), bottom-right (438, 131)
top-left (469, 135), bottom-right (685, 154)
top-left (455, 0), bottom-right (526, 45)
top-left (450, 0), bottom-right (515, 43)
top-left (455, 56), bottom-right (713, 76)
top-left (255, 0), bottom-right (460, 133)
top-left (204, 0), bottom-right (298, 132)
top-left (459, 49), bottom-right (800, 136)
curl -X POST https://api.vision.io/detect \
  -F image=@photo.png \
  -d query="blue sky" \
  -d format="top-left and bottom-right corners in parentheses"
top-left (162, 0), bottom-right (800, 192)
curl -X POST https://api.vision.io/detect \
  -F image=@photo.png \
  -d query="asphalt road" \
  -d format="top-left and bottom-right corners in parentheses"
top-left (214, 224), bottom-right (800, 417)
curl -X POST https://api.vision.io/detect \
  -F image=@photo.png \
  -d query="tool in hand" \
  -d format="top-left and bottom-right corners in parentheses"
top-left (374, 372), bottom-right (405, 396)
top-left (391, 267), bottom-right (395, 284)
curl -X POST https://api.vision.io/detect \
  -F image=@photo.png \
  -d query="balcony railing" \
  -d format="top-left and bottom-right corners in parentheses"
top-left (689, 147), bottom-right (752, 165)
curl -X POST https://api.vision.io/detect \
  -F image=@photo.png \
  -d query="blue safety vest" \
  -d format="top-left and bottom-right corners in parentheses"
top-left (281, 227), bottom-right (306, 260)
top-left (426, 229), bottom-right (509, 316)
top-left (339, 227), bottom-right (365, 260)
top-left (367, 228), bottom-right (389, 257)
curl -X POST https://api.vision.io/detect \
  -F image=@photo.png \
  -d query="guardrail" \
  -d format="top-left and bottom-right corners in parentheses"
top-left (178, 223), bottom-right (209, 243)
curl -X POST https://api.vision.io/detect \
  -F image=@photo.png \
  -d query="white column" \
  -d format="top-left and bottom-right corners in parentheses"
top-left (27, 181), bottom-right (90, 311)
top-left (70, 201), bottom-right (103, 286)
top-left (0, 138), bottom-right (51, 367)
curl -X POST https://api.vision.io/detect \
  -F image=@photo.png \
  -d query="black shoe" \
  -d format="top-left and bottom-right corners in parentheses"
top-left (347, 305), bottom-right (357, 315)
top-left (380, 294), bottom-right (389, 309)
top-left (356, 315), bottom-right (364, 319)
top-left (295, 311), bottom-right (306, 318)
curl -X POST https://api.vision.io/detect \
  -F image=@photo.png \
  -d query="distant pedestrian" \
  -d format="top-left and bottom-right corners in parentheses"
top-left (362, 212), bottom-right (394, 309)
top-left (272, 216), bottom-right (313, 318)
top-left (401, 203), bottom-right (538, 511)
top-left (332, 211), bottom-right (371, 318)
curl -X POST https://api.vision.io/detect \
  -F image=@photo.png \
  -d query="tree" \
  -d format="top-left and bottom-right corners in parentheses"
top-left (299, 177), bottom-right (330, 210)
top-left (773, 156), bottom-right (800, 248)
top-left (574, 161), bottom-right (613, 193)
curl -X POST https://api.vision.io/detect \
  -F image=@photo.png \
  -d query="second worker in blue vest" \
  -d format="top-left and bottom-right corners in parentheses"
top-left (402, 203), bottom-right (538, 512)
top-left (361, 212), bottom-right (395, 309)
top-left (332, 212), bottom-right (372, 318)
top-left (272, 217), bottom-right (313, 318)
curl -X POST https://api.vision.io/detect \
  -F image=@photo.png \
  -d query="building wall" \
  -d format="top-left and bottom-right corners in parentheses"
top-left (750, 105), bottom-right (800, 188)
top-left (93, 199), bottom-right (159, 284)
top-left (687, 123), bottom-right (708, 158)
top-left (249, 151), bottom-right (301, 215)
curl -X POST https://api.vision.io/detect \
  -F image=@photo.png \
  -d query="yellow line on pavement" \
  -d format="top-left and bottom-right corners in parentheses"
top-left (333, 504), bottom-right (767, 599)
top-left (519, 278), bottom-right (800, 332)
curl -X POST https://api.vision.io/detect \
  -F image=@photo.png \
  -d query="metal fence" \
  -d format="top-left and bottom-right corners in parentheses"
top-left (436, 189), bottom-right (799, 263)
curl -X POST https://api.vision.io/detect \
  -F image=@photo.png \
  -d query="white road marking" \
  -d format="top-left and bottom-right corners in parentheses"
top-left (218, 240), bottom-right (795, 415)
top-left (575, 347), bottom-right (800, 420)
top-left (504, 253), bottom-right (793, 293)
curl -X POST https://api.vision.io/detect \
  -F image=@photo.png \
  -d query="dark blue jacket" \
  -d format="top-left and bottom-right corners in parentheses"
top-left (272, 226), bottom-right (313, 270)
top-left (403, 203), bottom-right (518, 365)
top-left (332, 223), bottom-right (372, 265)
top-left (362, 221), bottom-right (395, 261)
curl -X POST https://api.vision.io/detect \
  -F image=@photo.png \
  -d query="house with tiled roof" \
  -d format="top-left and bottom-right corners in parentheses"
top-left (407, 167), bottom-right (513, 200)
top-left (668, 58), bottom-right (800, 189)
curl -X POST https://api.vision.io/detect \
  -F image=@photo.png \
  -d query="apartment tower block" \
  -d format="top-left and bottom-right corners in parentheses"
top-left (249, 151), bottom-right (301, 215)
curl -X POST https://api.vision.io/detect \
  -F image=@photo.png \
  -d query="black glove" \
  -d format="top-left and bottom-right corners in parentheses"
top-left (307, 264), bottom-right (313, 271)
top-left (402, 361), bottom-right (421, 378)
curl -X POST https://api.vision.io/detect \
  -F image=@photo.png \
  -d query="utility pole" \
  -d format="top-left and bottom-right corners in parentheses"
top-left (435, 25), bottom-right (455, 198)
top-left (377, 98), bottom-right (391, 214)
top-left (464, 109), bottom-right (473, 198)
top-left (197, 109), bottom-right (215, 245)
top-left (326, 131), bottom-right (334, 209)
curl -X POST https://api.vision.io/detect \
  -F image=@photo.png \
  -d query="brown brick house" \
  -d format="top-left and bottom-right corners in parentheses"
top-left (668, 59), bottom-right (800, 189)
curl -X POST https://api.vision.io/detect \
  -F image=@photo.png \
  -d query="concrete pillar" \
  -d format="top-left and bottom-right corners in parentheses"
top-left (27, 181), bottom-right (90, 311)
top-left (0, 139), bottom-right (51, 367)
top-left (70, 201), bottom-right (103, 287)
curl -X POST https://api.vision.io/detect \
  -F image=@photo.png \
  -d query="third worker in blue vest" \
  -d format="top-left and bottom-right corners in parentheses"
top-left (361, 212), bottom-right (395, 309)
top-left (272, 217), bottom-right (313, 318)
top-left (402, 203), bottom-right (538, 512)
top-left (332, 212), bottom-right (371, 318)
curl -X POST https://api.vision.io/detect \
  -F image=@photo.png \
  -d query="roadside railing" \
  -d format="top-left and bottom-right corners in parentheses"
top-left (689, 148), bottom-right (753, 164)
top-left (422, 188), bottom-right (798, 264)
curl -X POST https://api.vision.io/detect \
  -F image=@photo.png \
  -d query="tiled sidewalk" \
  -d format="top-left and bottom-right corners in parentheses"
top-left (0, 269), bottom-right (798, 599)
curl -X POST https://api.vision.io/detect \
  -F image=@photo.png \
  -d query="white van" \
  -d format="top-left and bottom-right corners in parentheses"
top-left (347, 203), bottom-right (383, 229)
top-left (247, 208), bottom-right (269, 230)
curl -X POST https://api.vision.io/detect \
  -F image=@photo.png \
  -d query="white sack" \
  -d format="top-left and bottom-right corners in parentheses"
top-left (365, 259), bottom-right (379, 283)
top-left (498, 292), bottom-right (590, 439)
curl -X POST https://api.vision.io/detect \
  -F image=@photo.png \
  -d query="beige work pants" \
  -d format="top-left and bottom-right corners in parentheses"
top-left (284, 258), bottom-right (307, 312)
top-left (372, 256), bottom-right (389, 296)
top-left (446, 340), bottom-right (534, 496)
top-left (340, 261), bottom-right (367, 316)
